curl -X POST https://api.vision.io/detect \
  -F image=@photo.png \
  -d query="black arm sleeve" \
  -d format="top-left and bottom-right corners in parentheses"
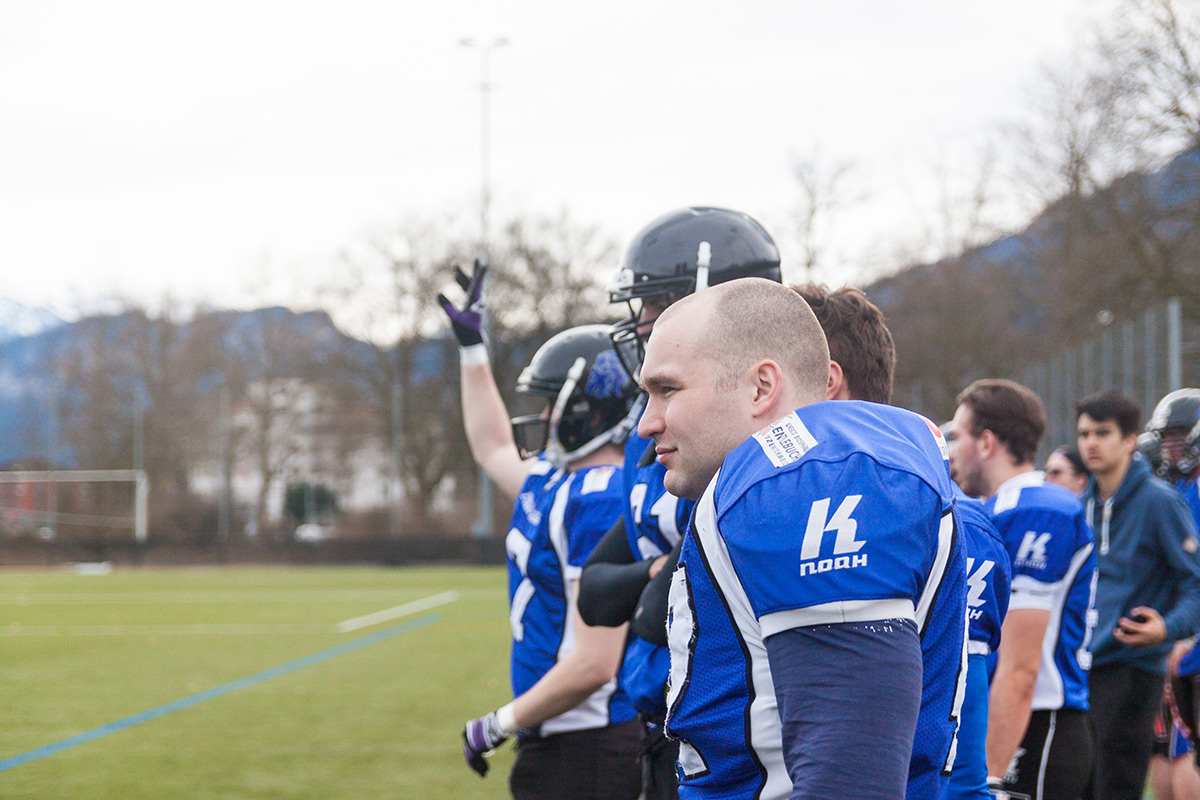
top-left (631, 539), bottom-right (681, 645)
top-left (577, 517), bottom-right (655, 627)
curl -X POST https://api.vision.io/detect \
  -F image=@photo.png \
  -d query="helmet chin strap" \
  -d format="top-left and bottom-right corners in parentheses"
top-left (694, 241), bottom-right (712, 292)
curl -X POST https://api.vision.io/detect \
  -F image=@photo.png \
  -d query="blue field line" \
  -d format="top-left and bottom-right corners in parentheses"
top-left (0, 612), bottom-right (439, 773)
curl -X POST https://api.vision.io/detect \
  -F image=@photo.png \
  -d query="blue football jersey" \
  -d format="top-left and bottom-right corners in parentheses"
top-left (985, 472), bottom-right (1096, 711)
top-left (664, 401), bottom-right (968, 800)
top-left (948, 487), bottom-right (1011, 800)
top-left (618, 429), bottom-right (695, 716)
top-left (955, 487), bottom-right (1012, 656)
top-left (1173, 479), bottom-right (1200, 676)
top-left (506, 457), bottom-right (635, 735)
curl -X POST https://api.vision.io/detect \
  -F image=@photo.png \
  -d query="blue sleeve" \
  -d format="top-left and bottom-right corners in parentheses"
top-left (964, 521), bottom-right (1011, 653)
top-left (1155, 489), bottom-right (1200, 641)
top-left (721, 457), bottom-right (944, 621)
top-left (947, 653), bottom-right (992, 800)
top-left (765, 620), bottom-right (921, 800)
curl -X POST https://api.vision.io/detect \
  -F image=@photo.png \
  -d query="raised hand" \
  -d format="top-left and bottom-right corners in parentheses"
top-left (437, 261), bottom-right (488, 348)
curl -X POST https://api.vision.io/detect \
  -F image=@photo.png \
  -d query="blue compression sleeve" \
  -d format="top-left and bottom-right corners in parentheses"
top-left (764, 619), bottom-right (922, 800)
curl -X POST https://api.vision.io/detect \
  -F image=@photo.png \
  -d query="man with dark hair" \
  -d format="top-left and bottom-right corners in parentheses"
top-left (791, 283), bottom-right (895, 404)
top-left (1076, 391), bottom-right (1200, 800)
top-left (950, 379), bottom-right (1096, 800)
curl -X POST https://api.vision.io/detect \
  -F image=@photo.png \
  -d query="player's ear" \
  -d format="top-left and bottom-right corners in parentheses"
top-left (826, 361), bottom-right (845, 401)
top-left (748, 360), bottom-right (783, 417)
top-left (978, 429), bottom-right (1000, 459)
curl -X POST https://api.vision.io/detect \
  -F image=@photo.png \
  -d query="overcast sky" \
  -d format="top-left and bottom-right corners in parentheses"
top-left (0, 0), bottom-right (1104, 320)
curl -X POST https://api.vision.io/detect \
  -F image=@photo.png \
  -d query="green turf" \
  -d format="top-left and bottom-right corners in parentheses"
top-left (1, 565), bottom-right (519, 799)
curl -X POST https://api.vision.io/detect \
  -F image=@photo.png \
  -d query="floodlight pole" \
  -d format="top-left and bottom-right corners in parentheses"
top-left (461, 36), bottom-right (508, 545)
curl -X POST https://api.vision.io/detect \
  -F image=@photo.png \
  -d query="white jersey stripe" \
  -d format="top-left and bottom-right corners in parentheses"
top-left (691, 473), bottom-right (792, 800)
top-left (967, 640), bottom-right (991, 656)
top-left (760, 598), bottom-right (915, 637)
top-left (915, 511), bottom-right (956, 634)
top-left (540, 473), bottom-right (618, 735)
top-left (548, 474), bottom-right (576, 661)
top-left (1033, 541), bottom-right (1095, 710)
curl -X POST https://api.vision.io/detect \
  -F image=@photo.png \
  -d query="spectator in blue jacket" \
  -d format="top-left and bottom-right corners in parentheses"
top-left (1076, 391), bottom-right (1200, 800)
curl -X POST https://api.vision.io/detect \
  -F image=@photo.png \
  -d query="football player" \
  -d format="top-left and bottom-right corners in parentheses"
top-left (799, 283), bottom-right (982, 800)
top-left (1142, 390), bottom-right (1200, 800)
top-left (946, 481), bottom-right (1013, 800)
top-left (593, 270), bottom-right (975, 800)
top-left (633, 280), bottom-right (976, 800)
top-left (639, 278), bottom-right (967, 800)
top-left (950, 380), bottom-right (1096, 800)
top-left (440, 264), bottom-right (643, 800)
top-left (577, 207), bottom-right (783, 800)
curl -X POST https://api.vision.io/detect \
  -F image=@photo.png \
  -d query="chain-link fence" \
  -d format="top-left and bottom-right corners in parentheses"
top-left (1016, 299), bottom-right (1200, 453)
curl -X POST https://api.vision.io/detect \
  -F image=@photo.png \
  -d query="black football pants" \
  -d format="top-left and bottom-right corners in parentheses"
top-left (509, 720), bottom-right (641, 800)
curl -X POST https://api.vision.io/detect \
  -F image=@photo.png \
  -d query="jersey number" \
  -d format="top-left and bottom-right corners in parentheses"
top-left (506, 528), bottom-right (534, 641)
top-left (629, 482), bottom-right (682, 557)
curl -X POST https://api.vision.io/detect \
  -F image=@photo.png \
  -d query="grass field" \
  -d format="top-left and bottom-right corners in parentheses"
top-left (1, 564), bottom-right (519, 800)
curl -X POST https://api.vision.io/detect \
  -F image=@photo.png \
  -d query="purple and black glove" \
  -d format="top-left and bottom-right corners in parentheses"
top-left (461, 710), bottom-right (509, 777)
top-left (437, 261), bottom-right (488, 348)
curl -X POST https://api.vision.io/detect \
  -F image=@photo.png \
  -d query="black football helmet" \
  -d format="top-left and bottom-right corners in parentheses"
top-left (1143, 388), bottom-right (1200, 479)
top-left (510, 325), bottom-right (640, 465)
top-left (607, 207), bottom-right (782, 375)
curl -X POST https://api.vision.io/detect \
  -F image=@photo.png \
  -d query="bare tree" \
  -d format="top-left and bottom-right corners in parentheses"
top-left (218, 307), bottom-right (338, 540)
top-left (789, 148), bottom-right (862, 282)
top-left (322, 208), bottom-right (619, 535)
top-left (325, 214), bottom-right (475, 533)
top-left (51, 302), bottom-right (229, 541)
top-left (488, 209), bottom-right (620, 342)
top-left (1009, 0), bottom-right (1200, 332)
top-left (1099, 0), bottom-right (1200, 154)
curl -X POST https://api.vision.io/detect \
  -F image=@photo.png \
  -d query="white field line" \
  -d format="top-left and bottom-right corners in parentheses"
top-left (335, 590), bottom-right (460, 633)
top-left (0, 589), bottom-right (432, 605)
top-left (1, 623), bottom-right (330, 636)
top-left (0, 591), bottom-right (462, 636)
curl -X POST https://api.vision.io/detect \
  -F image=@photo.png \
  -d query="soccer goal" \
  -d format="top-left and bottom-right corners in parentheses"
top-left (0, 469), bottom-right (149, 542)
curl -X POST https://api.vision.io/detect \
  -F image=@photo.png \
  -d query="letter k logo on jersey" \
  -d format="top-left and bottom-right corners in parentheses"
top-left (798, 496), bottom-right (868, 577)
top-left (965, 557), bottom-right (995, 621)
top-left (1015, 531), bottom-right (1051, 570)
